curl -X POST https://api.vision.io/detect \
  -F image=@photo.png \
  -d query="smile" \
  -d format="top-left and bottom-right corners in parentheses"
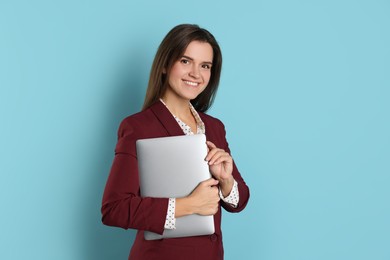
top-left (183, 80), bottom-right (199, 87)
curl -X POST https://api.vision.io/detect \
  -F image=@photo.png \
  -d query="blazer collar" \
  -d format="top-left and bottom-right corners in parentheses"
top-left (150, 100), bottom-right (185, 136)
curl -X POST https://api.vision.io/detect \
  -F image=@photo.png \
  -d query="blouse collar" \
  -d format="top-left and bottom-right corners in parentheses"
top-left (159, 99), bottom-right (205, 135)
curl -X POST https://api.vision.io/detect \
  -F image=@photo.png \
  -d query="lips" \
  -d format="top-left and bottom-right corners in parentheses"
top-left (183, 80), bottom-right (200, 87)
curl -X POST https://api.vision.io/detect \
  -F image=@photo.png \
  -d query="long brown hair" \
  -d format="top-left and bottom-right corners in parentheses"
top-left (142, 24), bottom-right (222, 112)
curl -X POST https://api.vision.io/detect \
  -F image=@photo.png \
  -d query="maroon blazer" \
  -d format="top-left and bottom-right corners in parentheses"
top-left (101, 101), bottom-right (250, 260)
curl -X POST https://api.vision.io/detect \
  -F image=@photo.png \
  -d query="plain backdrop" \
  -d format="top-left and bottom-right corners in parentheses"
top-left (1, 0), bottom-right (389, 259)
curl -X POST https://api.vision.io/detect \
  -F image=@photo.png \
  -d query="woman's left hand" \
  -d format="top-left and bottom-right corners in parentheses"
top-left (206, 141), bottom-right (234, 196)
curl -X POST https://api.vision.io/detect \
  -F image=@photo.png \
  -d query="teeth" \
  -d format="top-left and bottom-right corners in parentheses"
top-left (184, 80), bottom-right (198, 86)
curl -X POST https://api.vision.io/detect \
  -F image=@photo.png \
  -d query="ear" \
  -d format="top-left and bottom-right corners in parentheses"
top-left (162, 68), bottom-right (167, 74)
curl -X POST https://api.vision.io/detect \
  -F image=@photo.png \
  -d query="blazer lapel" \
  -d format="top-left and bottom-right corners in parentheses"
top-left (150, 101), bottom-right (185, 136)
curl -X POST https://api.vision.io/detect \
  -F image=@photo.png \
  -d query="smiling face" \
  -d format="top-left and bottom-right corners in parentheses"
top-left (163, 41), bottom-right (213, 104)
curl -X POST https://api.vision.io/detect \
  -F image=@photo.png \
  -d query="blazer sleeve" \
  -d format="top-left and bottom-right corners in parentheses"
top-left (217, 121), bottom-right (250, 213)
top-left (101, 119), bottom-right (169, 234)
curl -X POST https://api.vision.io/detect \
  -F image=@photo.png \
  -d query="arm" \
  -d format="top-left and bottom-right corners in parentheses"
top-left (175, 178), bottom-right (220, 217)
top-left (222, 159), bottom-right (250, 213)
top-left (101, 119), bottom-right (168, 234)
top-left (208, 120), bottom-right (250, 213)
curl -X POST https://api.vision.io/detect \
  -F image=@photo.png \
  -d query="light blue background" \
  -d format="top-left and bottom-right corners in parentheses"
top-left (1, 0), bottom-right (389, 259)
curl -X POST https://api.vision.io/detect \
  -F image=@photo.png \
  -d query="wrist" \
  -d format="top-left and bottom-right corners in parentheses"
top-left (175, 197), bottom-right (194, 217)
top-left (219, 176), bottom-right (234, 187)
top-left (219, 177), bottom-right (234, 197)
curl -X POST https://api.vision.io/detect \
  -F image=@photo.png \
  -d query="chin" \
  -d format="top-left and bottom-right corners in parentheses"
top-left (184, 93), bottom-right (202, 101)
top-left (177, 90), bottom-right (199, 100)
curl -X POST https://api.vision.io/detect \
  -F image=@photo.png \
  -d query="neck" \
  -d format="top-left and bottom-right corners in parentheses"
top-left (160, 96), bottom-right (192, 119)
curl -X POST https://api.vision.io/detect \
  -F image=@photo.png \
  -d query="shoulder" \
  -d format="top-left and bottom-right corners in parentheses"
top-left (120, 108), bottom-right (154, 127)
top-left (117, 108), bottom-right (156, 137)
top-left (114, 108), bottom-right (159, 155)
top-left (117, 101), bottom-right (174, 139)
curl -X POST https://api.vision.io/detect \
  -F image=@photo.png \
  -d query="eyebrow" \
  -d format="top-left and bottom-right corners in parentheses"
top-left (182, 55), bottom-right (213, 65)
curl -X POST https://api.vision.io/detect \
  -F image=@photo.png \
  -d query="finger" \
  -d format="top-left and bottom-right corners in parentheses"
top-left (205, 147), bottom-right (225, 161)
top-left (208, 151), bottom-right (224, 165)
top-left (206, 141), bottom-right (217, 149)
top-left (203, 178), bottom-right (219, 186)
top-left (208, 151), bottom-right (230, 165)
top-left (211, 186), bottom-right (219, 193)
top-left (210, 154), bottom-right (232, 165)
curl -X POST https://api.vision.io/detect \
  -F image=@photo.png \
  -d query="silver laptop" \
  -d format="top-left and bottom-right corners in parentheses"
top-left (136, 134), bottom-right (215, 240)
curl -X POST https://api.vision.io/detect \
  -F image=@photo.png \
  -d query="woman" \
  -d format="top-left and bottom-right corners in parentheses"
top-left (102, 24), bottom-right (250, 260)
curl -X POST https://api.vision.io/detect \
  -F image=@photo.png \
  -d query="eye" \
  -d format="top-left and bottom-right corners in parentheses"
top-left (201, 64), bottom-right (212, 70)
top-left (180, 59), bottom-right (190, 65)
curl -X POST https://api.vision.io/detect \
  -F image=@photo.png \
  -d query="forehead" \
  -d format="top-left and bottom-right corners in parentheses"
top-left (183, 41), bottom-right (213, 62)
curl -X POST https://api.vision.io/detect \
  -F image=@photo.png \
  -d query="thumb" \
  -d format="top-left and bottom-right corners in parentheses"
top-left (204, 178), bottom-right (219, 186)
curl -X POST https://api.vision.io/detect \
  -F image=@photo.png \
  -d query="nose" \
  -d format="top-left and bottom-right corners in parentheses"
top-left (189, 65), bottom-right (200, 79)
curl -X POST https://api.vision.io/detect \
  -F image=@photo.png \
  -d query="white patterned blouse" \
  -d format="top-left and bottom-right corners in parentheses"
top-left (159, 99), bottom-right (239, 230)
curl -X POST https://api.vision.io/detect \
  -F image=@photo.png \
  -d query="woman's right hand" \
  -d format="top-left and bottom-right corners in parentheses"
top-left (175, 178), bottom-right (220, 217)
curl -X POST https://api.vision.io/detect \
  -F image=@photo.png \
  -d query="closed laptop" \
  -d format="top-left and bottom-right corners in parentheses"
top-left (136, 134), bottom-right (215, 240)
